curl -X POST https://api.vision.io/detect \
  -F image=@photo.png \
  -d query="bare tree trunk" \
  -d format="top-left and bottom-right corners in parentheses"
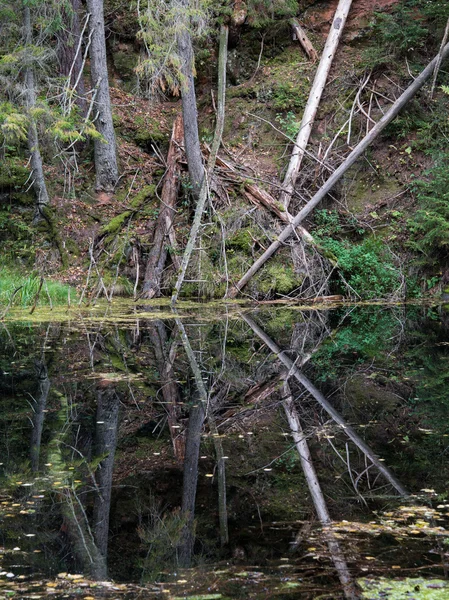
top-left (86, 0), bottom-right (118, 191)
top-left (58, 0), bottom-right (87, 116)
top-left (282, 381), bottom-right (359, 599)
top-left (228, 42), bottom-right (449, 297)
top-left (92, 385), bottom-right (120, 573)
top-left (23, 6), bottom-right (50, 222)
top-left (171, 24), bottom-right (228, 304)
top-left (142, 115), bottom-right (183, 298)
top-left (177, 0), bottom-right (204, 198)
top-left (242, 313), bottom-right (408, 496)
top-left (30, 360), bottom-right (50, 472)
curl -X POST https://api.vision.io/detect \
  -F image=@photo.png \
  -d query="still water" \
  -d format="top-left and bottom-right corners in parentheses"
top-left (1, 301), bottom-right (449, 599)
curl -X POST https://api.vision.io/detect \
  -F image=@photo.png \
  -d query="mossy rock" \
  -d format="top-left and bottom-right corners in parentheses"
top-left (0, 161), bottom-right (31, 192)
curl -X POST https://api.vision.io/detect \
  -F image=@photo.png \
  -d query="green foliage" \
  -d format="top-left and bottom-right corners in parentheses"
top-left (271, 83), bottom-right (306, 111)
top-left (245, 0), bottom-right (297, 27)
top-left (0, 267), bottom-right (76, 307)
top-left (362, 0), bottom-right (448, 68)
top-left (136, 0), bottom-right (214, 96)
top-left (275, 111), bottom-right (300, 138)
top-left (314, 211), bottom-right (401, 299)
top-left (311, 308), bottom-right (400, 382)
top-left (407, 159), bottom-right (449, 265)
top-left (0, 103), bottom-right (28, 147)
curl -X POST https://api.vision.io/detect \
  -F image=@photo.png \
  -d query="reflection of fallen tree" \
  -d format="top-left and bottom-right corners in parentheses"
top-left (241, 313), bottom-right (408, 497)
top-left (283, 380), bottom-right (360, 599)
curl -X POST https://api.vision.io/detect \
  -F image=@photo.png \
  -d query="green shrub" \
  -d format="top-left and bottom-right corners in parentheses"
top-left (407, 160), bottom-right (449, 265)
top-left (320, 237), bottom-right (401, 299)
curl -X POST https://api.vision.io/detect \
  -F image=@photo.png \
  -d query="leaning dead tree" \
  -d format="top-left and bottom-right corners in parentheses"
top-left (142, 115), bottom-right (183, 298)
top-left (280, 0), bottom-right (353, 211)
top-left (228, 42), bottom-right (449, 297)
top-left (242, 313), bottom-right (408, 496)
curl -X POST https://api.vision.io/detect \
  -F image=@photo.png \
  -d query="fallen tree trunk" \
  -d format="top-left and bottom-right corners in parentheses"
top-left (228, 42), bottom-right (449, 298)
top-left (281, 0), bottom-right (353, 211)
top-left (291, 19), bottom-right (318, 62)
top-left (242, 313), bottom-right (409, 496)
top-left (142, 115), bottom-right (184, 298)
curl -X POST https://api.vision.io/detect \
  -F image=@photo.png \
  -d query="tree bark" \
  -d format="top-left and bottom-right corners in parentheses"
top-left (242, 313), bottom-right (408, 496)
top-left (142, 115), bottom-right (184, 298)
top-left (177, 0), bottom-right (204, 198)
top-left (171, 24), bottom-right (229, 304)
top-left (281, 0), bottom-right (353, 210)
top-left (58, 0), bottom-right (87, 116)
top-left (282, 381), bottom-right (359, 599)
top-left (86, 0), bottom-right (118, 191)
top-left (228, 41), bottom-right (449, 297)
top-left (23, 5), bottom-right (50, 222)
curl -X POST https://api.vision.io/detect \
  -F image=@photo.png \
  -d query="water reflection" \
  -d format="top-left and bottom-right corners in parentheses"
top-left (1, 305), bottom-right (449, 598)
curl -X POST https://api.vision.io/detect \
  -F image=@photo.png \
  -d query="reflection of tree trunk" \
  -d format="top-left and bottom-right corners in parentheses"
top-left (283, 381), bottom-right (359, 599)
top-left (178, 398), bottom-right (205, 567)
top-left (242, 314), bottom-right (408, 496)
top-left (148, 321), bottom-right (185, 462)
top-left (92, 384), bottom-right (120, 576)
top-left (176, 318), bottom-right (229, 555)
top-left (30, 360), bottom-right (50, 472)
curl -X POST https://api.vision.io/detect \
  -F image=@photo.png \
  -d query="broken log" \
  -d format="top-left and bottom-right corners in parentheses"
top-left (291, 19), bottom-right (318, 62)
top-left (228, 41), bottom-right (449, 298)
top-left (281, 0), bottom-right (353, 210)
top-left (142, 114), bottom-right (184, 298)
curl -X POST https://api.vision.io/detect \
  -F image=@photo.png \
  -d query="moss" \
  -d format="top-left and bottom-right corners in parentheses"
top-left (99, 185), bottom-right (155, 236)
top-left (113, 49), bottom-right (138, 83)
top-left (226, 228), bottom-right (255, 253)
top-left (39, 206), bottom-right (69, 269)
top-left (0, 160), bottom-right (30, 190)
top-left (254, 262), bottom-right (302, 296)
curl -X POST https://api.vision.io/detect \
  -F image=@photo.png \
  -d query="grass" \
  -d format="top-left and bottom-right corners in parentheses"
top-left (0, 267), bottom-right (76, 308)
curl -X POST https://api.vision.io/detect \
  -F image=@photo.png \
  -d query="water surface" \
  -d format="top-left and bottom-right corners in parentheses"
top-left (1, 302), bottom-right (449, 598)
